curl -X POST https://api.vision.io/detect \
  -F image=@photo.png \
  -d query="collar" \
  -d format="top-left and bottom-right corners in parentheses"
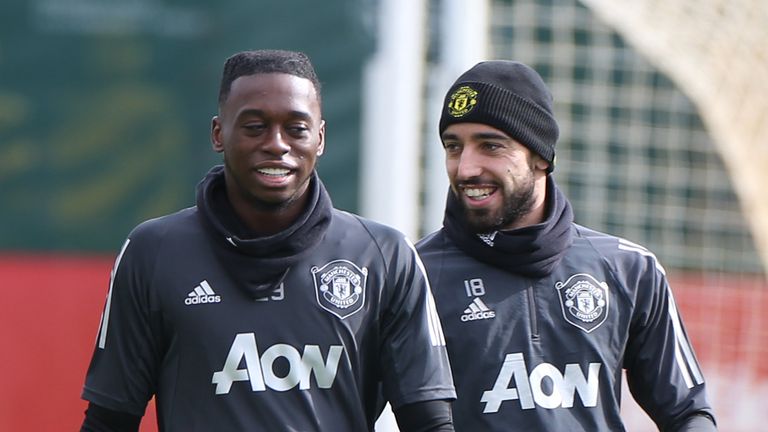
top-left (196, 165), bottom-right (333, 298)
top-left (443, 176), bottom-right (574, 277)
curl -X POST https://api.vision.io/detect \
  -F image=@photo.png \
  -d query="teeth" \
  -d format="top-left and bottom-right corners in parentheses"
top-left (464, 188), bottom-right (493, 199)
top-left (258, 167), bottom-right (290, 176)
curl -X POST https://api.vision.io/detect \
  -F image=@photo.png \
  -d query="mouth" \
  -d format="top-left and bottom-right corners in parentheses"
top-left (253, 166), bottom-right (295, 187)
top-left (456, 183), bottom-right (499, 210)
top-left (256, 167), bottom-right (292, 177)
top-left (463, 186), bottom-right (496, 201)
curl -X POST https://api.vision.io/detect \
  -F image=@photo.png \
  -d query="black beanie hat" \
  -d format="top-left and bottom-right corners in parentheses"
top-left (438, 60), bottom-right (559, 172)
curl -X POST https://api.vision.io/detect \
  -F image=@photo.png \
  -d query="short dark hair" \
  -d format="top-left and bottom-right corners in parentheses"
top-left (218, 49), bottom-right (322, 106)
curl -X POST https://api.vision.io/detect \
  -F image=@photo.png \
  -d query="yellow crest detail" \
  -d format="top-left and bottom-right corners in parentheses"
top-left (448, 86), bottom-right (478, 117)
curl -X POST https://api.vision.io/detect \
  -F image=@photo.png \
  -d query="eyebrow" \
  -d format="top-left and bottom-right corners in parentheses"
top-left (235, 108), bottom-right (313, 122)
top-left (441, 131), bottom-right (511, 141)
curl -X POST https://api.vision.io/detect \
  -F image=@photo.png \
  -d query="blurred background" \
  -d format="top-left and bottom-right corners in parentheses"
top-left (1, 0), bottom-right (766, 431)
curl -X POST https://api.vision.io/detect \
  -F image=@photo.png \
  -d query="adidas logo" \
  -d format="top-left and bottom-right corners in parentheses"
top-left (185, 280), bottom-right (222, 305)
top-left (461, 297), bottom-right (496, 322)
top-left (478, 231), bottom-right (497, 247)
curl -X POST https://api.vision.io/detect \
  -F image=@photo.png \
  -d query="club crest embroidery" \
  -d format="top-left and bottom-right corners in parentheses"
top-left (555, 273), bottom-right (609, 333)
top-left (448, 86), bottom-right (478, 117)
top-left (311, 260), bottom-right (367, 319)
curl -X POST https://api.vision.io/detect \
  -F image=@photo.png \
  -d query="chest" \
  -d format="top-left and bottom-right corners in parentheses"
top-left (160, 253), bottom-right (382, 338)
top-left (431, 257), bottom-right (630, 364)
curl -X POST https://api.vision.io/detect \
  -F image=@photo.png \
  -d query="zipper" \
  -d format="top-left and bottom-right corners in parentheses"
top-left (527, 284), bottom-right (540, 340)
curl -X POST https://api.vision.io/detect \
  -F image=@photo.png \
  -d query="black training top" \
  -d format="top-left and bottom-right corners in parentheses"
top-left (82, 166), bottom-right (455, 432)
top-left (417, 178), bottom-right (715, 431)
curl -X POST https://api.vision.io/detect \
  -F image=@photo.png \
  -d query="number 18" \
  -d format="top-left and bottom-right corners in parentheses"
top-left (464, 278), bottom-right (485, 297)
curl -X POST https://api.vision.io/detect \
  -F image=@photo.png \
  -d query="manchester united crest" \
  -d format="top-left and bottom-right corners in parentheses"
top-left (448, 86), bottom-right (478, 117)
top-left (311, 260), bottom-right (367, 319)
top-left (555, 273), bottom-right (609, 333)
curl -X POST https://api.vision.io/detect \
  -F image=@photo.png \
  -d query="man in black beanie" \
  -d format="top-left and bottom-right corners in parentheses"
top-left (417, 60), bottom-right (717, 431)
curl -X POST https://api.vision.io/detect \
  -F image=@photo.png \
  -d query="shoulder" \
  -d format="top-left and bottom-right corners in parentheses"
top-left (572, 224), bottom-right (667, 281)
top-left (415, 229), bottom-right (451, 254)
top-left (328, 210), bottom-right (424, 278)
top-left (106, 208), bottom-right (199, 294)
top-left (331, 209), bottom-right (410, 244)
top-left (124, 206), bottom-right (199, 254)
top-left (415, 229), bottom-right (443, 249)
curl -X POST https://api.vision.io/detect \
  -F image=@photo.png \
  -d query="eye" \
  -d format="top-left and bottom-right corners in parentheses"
top-left (481, 141), bottom-right (503, 151)
top-left (443, 141), bottom-right (461, 154)
top-left (286, 124), bottom-right (310, 138)
top-left (289, 125), bottom-right (309, 133)
top-left (242, 122), bottom-right (266, 134)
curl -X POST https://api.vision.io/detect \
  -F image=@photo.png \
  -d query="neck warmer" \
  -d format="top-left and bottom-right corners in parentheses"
top-left (196, 165), bottom-right (333, 298)
top-left (443, 177), bottom-right (574, 277)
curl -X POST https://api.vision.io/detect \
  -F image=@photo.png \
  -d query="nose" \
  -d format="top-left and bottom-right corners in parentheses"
top-left (263, 128), bottom-right (290, 155)
top-left (454, 148), bottom-right (483, 180)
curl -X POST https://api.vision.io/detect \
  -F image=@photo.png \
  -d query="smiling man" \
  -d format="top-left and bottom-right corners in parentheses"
top-left (417, 60), bottom-right (717, 431)
top-left (80, 50), bottom-right (455, 432)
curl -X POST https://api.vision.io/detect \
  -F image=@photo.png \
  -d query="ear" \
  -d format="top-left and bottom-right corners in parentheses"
top-left (211, 116), bottom-right (224, 153)
top-left (316, 120), bottom-right (326, 156)
top-left (533, 154), bottom-right (550, 172)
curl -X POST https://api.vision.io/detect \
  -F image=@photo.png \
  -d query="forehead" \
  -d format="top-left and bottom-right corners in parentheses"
top-left (223, 73), bottom-right (320, 117)
top-left (442, 122), bottom-right (512, 139)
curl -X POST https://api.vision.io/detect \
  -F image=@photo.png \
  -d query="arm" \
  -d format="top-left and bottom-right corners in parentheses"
top-left (671, 412), bottom-right (717, 432)
top-left (393, 399), bottom-right (454, 432)
top-left (621, 250), bottom-right (716, 430)
top-left (81, 232), bottom-right (164, 420)
top-left (81, 402), bottom-right (141, 432)
top-left (378, 234), bottom-right (456, 410)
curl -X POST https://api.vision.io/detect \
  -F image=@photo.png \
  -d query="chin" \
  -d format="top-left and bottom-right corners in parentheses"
top-left (464, 210), bottom-right (501, 233)
top-left (244, 192), bottom-right (294, 211)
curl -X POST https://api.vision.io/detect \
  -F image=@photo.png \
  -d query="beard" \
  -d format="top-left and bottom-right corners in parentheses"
top-left (458, 172), bottom-right (537, 234)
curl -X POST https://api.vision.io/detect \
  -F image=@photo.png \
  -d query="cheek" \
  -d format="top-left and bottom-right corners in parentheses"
top-left (297, 145), bottom-right (319, 165)
top-left (503, 157), bottom-right (528, 175)
top-left (504, 164), bottom-right (534, 186)
top-left (445, 159), bottom-right (458, 175)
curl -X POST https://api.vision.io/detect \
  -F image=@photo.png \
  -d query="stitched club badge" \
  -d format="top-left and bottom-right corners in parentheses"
top-left (447, 85), bottom-right (478, 117)
top-left (311, 259), bottom-right (367, 319)
top-left (555, 273), bottom-right (609, 333)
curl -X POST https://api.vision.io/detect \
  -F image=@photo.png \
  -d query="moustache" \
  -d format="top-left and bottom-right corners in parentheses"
top-left (456, 178), bottom-right (497, 188)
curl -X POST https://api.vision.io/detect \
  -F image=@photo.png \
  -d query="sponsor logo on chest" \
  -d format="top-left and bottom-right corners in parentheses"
top-left (482, 352), bottom-right (602, 412)
top-left (212, 333), bottom-right (343, 394)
